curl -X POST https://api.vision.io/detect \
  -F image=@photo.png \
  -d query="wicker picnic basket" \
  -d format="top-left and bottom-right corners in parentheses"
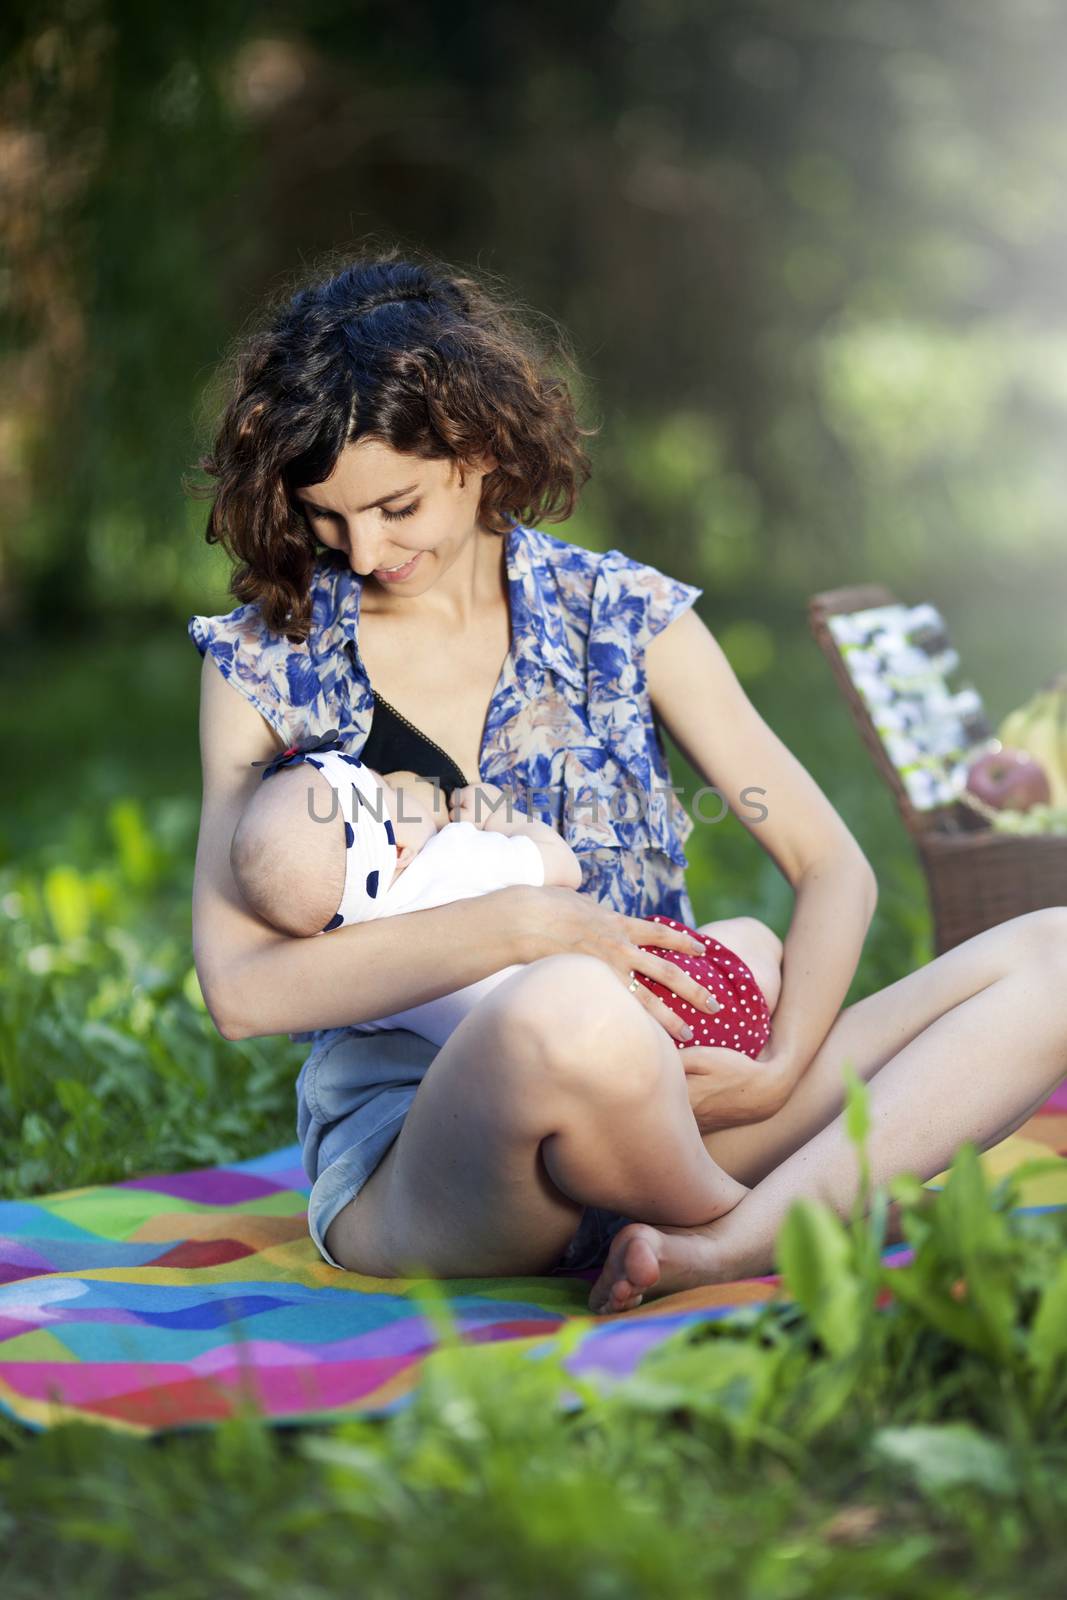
top-left (808, 583), bottom-right (1067, 955)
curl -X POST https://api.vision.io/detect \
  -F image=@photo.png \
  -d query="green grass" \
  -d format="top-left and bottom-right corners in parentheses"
top-left (1, 618), bottom-right (1065, 1597)
top-left (2, 1148), bottom-right (1067, 1598)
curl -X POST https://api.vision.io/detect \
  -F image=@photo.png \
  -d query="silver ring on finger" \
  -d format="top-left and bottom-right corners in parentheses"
top-left (627, 969), bottom-right (640, 993)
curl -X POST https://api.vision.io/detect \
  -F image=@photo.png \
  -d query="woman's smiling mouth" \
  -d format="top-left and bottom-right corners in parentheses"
top-left (373, 551), bottom-right (423, 583)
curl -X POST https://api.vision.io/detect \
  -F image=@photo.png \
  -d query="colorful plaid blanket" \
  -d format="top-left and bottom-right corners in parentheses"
top-left (3, 1099), bottom-right (1066, 1436)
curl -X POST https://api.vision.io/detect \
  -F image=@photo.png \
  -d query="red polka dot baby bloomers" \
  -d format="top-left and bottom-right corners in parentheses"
top-left (632, 914), bottom-right (772, 1057)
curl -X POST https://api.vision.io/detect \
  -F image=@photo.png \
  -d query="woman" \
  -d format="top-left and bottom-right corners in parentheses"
top-left (188, 246), bottom-right (1067, 1316)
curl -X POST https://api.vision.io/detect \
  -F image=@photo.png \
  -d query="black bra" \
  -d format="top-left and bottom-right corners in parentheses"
top-left (349, 642), bottom-right (469, 799)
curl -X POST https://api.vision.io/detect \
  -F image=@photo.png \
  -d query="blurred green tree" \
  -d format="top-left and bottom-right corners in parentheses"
top-left (3, 0), bottom-right (1067, 648)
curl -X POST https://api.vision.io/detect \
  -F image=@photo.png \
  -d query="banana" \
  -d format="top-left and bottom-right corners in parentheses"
top-left (1056, 679), bottom-right (1067, 775)
top-left (998, 702), bottom-right (1039, 750)
top-left (1042, 689), bottom-right (1067, 803)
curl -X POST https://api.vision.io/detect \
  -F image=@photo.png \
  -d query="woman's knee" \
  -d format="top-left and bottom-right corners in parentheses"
top-left (1006, 906), bottom-right (1067, 975)
top-left (1025, 906), bottom-right (1067, 981)
top-left (498, 953), bottom-right (625, 1043)
top-left (494, 953), bottom-right (666, 1102)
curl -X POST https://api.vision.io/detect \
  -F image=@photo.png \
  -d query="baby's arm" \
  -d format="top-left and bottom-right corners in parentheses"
top-left (449, 783), bottom-right (582, 891)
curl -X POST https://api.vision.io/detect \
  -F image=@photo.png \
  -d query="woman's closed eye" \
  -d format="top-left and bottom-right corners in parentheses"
top-left (307, 503), bottom-right (420, 525)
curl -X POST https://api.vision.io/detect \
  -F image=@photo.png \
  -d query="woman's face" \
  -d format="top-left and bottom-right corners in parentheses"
top-left (293, 438), bottom-right (498, 594)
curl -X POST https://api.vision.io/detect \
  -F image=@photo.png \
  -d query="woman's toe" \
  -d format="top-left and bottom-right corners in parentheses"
top-left (588, 1224), bottom-right (663, 1314)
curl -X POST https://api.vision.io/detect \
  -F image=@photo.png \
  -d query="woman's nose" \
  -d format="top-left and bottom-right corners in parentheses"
top-left (337, 520), bottom-right (388, 574)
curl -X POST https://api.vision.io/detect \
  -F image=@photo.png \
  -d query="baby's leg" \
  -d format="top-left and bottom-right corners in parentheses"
top-left (696, 916), bottom-right (782, 1016)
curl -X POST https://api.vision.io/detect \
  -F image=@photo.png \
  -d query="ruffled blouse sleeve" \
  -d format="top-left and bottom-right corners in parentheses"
top-left (187, 601), bottom-right (316, 748)
top-left (585, 547), bottom-right (703, 765)
top-left (588, 547), bottom-right (703, 700)
top-left (562, 547), bottom-right (703, 871)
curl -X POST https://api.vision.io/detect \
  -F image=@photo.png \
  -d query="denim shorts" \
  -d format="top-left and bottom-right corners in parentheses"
top-left (296, 1025), bottom-right (630, 1273)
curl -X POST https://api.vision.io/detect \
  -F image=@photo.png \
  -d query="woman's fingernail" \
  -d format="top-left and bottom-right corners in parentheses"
top-left (681, 1024), bottom-right (694, 1040)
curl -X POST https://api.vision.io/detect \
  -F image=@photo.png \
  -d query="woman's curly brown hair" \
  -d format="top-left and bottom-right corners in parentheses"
top-left (192, 241), bottom-right (599, 642)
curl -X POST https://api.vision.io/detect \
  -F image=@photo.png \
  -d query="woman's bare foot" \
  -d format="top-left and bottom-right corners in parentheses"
top-left (588, 1194), bottom-right (913, 1315)
top-left (587, 1217), bottom-right (750, 1315)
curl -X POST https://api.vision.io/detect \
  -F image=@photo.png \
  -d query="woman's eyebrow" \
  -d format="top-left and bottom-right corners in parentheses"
top-left (298, 482), bottom-right (420, 514)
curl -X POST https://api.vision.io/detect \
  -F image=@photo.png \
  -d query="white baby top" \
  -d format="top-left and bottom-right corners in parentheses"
top-left (349, 819), bottom-right (545, 1047)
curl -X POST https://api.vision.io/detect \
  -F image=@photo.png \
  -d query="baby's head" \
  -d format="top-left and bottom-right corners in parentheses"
top-left (230, 748), bottom-right (441, 937)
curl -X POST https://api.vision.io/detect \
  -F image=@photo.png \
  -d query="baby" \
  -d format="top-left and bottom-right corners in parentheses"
top-left (229, 735), bottom-right (782, 1052)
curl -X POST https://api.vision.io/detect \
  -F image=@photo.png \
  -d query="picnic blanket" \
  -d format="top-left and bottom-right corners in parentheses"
top-left (3, 1095), bottom-right (1067, 1437)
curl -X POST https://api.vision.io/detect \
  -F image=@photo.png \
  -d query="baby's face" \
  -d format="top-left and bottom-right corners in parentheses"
top-left (376, 770), bottom-right (442, 871)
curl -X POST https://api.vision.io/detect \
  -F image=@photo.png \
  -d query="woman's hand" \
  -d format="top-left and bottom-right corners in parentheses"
top-left (680, 1041), bottom-right (793, 1132)
top-left (507, 884), bottom-right (723, 1047)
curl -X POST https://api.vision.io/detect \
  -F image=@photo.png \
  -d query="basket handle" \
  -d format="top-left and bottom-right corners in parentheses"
top-left (807, 584), bottom-right (957, 839)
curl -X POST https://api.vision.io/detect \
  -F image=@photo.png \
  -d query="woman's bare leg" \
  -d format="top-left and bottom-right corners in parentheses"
top-left (323, 953), bottom-right (748, 1279)
top-left (699, 907), bottom-right (1067, 1185)
top-left (590, 906), bottom-right (1067, 1313)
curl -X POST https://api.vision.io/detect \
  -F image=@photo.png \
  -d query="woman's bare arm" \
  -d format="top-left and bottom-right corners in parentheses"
top-left (191, 655), bottom-right (536, 1042)
top-left (646, 606), bottom-right (878, 1106)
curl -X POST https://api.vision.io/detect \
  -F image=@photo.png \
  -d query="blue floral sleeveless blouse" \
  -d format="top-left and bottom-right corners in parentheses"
top-left (188, 522), bottom-right (703, 1043)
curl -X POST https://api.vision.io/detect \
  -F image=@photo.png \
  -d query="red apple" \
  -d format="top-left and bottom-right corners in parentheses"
top-left (965, 747), bottom-right (1051, 811)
